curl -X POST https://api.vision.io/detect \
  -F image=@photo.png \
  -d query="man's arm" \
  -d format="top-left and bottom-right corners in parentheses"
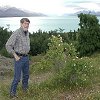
top-left (5, 32), bottom-right (20, 61)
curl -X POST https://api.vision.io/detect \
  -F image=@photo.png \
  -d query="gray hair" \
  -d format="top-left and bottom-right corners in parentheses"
top-left (20, 18), bottom-right (30, 23)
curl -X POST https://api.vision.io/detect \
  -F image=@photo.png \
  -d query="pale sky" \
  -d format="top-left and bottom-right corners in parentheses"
top-left (0, 0), bottom-right (100, 16)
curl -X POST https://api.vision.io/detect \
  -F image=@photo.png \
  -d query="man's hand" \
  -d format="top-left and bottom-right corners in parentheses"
top-left (13, 52), bottom-right (20, 61)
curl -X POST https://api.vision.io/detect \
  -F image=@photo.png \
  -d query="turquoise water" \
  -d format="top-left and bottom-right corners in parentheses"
top-left (0, 16), bottom-right (100, 33)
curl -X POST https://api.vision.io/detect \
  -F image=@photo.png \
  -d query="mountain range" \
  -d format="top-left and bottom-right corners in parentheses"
top-left (75, 10), bottom-right (100, 16)
top-left (0, 6), bottom-right (47, 17)
top-left (62, 10), bottom-right (100, 16)
top-left (1, 6), bottom-right (100, 17)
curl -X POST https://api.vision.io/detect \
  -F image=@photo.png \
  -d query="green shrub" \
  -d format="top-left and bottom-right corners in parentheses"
top-left (46, 35), bottom-right (66, 73)
top-left (31, 35), bottom-right (66, 74)
top-left (56, 57), bottom-right (94, 87)
top-left (63, 42), bottom-right (77, 57)
top-left (0, 47), bottom-right (12, 58)
top-left (31, 35), bottom-right (95, 90)
top-left (41, 57), bottom-right (95, 90)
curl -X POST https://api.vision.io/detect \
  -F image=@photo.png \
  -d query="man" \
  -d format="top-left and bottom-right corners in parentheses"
top-left (6, 18), bottom-right (30, 98)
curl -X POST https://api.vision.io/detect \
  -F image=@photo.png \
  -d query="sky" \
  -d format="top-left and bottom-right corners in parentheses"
top-left (0, 0), bottom-right (100, 16)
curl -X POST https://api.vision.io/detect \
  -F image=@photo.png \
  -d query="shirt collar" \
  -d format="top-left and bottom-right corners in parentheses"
top-left (20, 27), bottom-right (28, 36)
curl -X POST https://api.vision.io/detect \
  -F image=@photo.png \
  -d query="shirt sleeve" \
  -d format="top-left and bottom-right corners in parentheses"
top-left (5, 32), bottom-right (17, 54)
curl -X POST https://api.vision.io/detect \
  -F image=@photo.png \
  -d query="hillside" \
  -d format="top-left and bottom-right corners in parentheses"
top-left (0, 7), bottom-right (47, 17)
top-left (0, 54), bottom-right (100, 100)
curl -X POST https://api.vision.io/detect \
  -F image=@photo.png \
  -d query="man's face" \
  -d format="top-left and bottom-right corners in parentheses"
top-left (21, 21), bottom-right (30, 31)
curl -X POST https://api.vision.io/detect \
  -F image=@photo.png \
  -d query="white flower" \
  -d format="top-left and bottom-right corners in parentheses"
top-left (76, 56), bottom-right (78, 58)
top-left (91, 65), bottom-right (93, 67)
top-left (58, 44), bottom-right (61, 46)
top-left (84, 79), bottom-right (86, 81)
top-left (65, 48), bottom-right (67, 49)
top-left (58, 34), bottom-right (60, 37)
top-left (60, 40), bottom-right (63, 42)
top-left (52, 35), bottom-right (55, 38)
top-left (74, 63), bottom-right (76, 66)
top-left (51, 35), bottom-right (54, 37)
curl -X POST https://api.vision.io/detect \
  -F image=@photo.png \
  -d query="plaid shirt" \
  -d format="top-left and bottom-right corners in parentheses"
top-left (6, 27), bottom-right (30, 54)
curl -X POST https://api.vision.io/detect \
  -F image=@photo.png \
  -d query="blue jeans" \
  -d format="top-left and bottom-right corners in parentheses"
top-left (10, 56), bottom-right (29, 95)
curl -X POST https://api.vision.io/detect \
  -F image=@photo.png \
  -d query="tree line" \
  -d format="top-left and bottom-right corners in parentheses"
top-left (0, 13), bottom-right (100, 57)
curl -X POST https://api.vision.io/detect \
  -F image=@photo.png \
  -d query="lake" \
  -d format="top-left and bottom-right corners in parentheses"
top-left (0, 16), bottom-right (100, 33)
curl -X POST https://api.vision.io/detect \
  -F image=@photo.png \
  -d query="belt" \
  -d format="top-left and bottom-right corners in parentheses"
top-left (16, 52), bottom-right (28, 57)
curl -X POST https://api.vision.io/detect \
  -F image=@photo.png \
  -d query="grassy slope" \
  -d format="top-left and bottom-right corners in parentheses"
top-left (0, 53), bottom-right (100, 100)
